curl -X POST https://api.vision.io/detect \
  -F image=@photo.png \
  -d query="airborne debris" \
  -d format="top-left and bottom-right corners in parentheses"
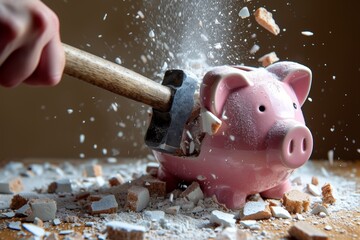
top-left (254, 7), bottom-right (280, 35)
top-left (258, 52), bottom-right (279, 67)
top-left (301, 31), bottom-right (314, 36)
top-left (239, 7), bottom-right (250, 19)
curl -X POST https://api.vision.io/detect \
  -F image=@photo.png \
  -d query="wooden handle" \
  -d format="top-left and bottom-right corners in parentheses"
top-left (63, 43), bottom-right (172, 112)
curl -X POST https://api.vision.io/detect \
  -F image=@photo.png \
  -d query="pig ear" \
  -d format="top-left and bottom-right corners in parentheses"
top-left (200, 66), bottom-right (253, 116)
top-left (267, 61), bottom-right (312, 106)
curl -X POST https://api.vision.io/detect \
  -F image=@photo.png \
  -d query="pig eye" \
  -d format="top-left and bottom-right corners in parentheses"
top-left (293, 103), bottom-right (297, 109)
top-left (259, 105), bottom-right (266, 112)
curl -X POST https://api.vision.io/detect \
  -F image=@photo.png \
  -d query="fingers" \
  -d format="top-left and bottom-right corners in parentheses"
top-left (0, 0), bottom-right (64, 87)
top-left (0, 2), bottom-right (31, 65)
top-left (25, 35), bottom-right (65, 86)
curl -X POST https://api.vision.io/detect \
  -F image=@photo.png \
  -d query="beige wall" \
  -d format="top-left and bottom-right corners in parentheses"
top-left (0, 0), bottom-right (359, 161)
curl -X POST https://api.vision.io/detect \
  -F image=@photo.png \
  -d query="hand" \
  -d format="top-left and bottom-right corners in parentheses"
top-left (0, 0), bottom-right (65, 87)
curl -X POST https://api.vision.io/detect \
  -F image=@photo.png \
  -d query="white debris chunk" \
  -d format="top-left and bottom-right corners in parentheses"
top-left (180, 182), bottom-right (204, 204)
top-left (143, 210), bottom-right (165, 222)
top-left (270, 206), bottom-right (292, 219)
top-left (90, 195), bottom-right (118, 214)
top-left (53, 218), bottom-right (61, 226)
top-left (216, 227), bottom-right (253, 240)
top-left (327, 150), bottom-right (334, 166)
top-left (0, 211), bottom-right (15, 218)
top-left (200, 109), bottom-right (222, 135)
top-left (210, 210), bottom-right (236, 227)
top-left (165, 206), bottom-right (180, 215)
top-left (0, 177), bottom-right (24, 194)
top-left (249, 44), bottom-right (260, 54)
top-left (137, 10), bottom-right (145, 19)
top-left (59, 229), bottom-right (74, 235)
top-left (79, 134), bottom-right (85, 143)
top-left (83, 164), bottom-right (103, 177)
top-left (301, 31), bottom-right (314, 36)
top-left (149, 29), bottom-right (155, 38)
top-left (311, 204), bottom-right (329, 216)
top-left (107, 221), bottom-right (146, 240)
top-left (239, 7), bottom-right (250, 19)
top-left (127, 186), bottom-right (150, 212)
top-left (47, 179), bottom-right (72, 193)
top-left (242, 201), bottom-right (272, 220)
top-left (7, 221), bottom-right (22, 231)
top-left (22, 223), bottom-right (45, 237)
top-left (239, 220), bottom-right (260, 229)
top-left (307, 183), bottom-right (322, 196)
top-left (115, 57), bottom-right (122, 65)
top-left (26, 198), bottom-right (57, 221)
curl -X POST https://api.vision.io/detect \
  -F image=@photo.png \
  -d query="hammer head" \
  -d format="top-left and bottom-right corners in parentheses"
top-left (145, 70), bottom-right (197, 154)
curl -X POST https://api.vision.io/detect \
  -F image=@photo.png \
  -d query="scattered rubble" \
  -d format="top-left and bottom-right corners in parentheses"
top-left (83, 164), bottom-right (103, 177)
top-left (288, 221), bottom-right (328, 240)
top-left (25, 198), bottom-right (57, 221)
top-left (321, 183), bottom-right (336, 205)
top-left (140, 175), bottom-right (166, 197)
top-left (180, 181), bottom-right (204, 204)
top-left (0, 177), bottom-right (24, 194)
top-left (47, 179), bottom-right (72, 193)
top-left (311, 176), bottom-right (319, 186)
top-left (90, 195), bottom-right (118, 215)
top-left (126, 186), bottom-right (150, 212)
top-left (107, 221), bottom-right (146, 240)
top-left (307, 183), bottom-right (321, 196)
top-left (270, 206), bottom-right (292, 219)
top-left (108, 174), bottom-right (125, 187)
top-left (0, 159), bottom-right (357, 239)
top-left (282, 190), bottom-right (310, 213)
top-left (241, 201), bottom-right (271, 220)
top-left (311, 204), bottom-right (329, 216)
top-left (7, 221), bottom-right (21, 231)
top-left (22, 223), bottom-right (45, 237)
top-left (210, 210), bottom-right (236, 227)
top-left (216, 227), bottom-right (253, 240)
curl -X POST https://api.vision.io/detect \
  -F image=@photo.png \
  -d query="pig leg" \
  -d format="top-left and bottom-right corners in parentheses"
top-left (157, 166), bottom-right (180, 192)
top-left (260, 179), bottom-right (291, 199)
top-left (213, 187), bottom-right (247, 209)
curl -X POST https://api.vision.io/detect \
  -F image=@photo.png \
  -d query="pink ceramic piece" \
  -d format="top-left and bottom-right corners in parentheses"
top-left (153, 61), bottom-right (313, 209)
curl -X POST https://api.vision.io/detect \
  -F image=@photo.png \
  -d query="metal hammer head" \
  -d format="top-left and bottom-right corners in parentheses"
top-left (145, 70), bottom-right (197, 154)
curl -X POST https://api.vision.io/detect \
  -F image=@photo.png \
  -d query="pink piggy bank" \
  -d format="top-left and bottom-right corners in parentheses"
top-left (153, 61), bottom-right (313, 209)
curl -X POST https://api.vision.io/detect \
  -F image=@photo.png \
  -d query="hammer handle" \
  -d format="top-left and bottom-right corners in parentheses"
top-left (63, 43), bottom-right (172, 112)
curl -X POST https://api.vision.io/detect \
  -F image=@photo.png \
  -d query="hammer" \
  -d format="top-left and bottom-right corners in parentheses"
top-left (63, 44), bottom-right (197, 154)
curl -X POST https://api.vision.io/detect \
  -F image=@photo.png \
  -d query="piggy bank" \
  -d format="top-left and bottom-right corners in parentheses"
top-left (153, 61), bottom-right (313, 209)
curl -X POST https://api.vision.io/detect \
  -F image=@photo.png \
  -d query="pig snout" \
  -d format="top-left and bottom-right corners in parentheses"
top-left (267, 120), bottom-right (313, 169)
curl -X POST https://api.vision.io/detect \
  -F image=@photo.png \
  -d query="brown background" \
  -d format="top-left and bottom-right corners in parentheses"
top-left (0, 0), bottom-right (359, 161)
